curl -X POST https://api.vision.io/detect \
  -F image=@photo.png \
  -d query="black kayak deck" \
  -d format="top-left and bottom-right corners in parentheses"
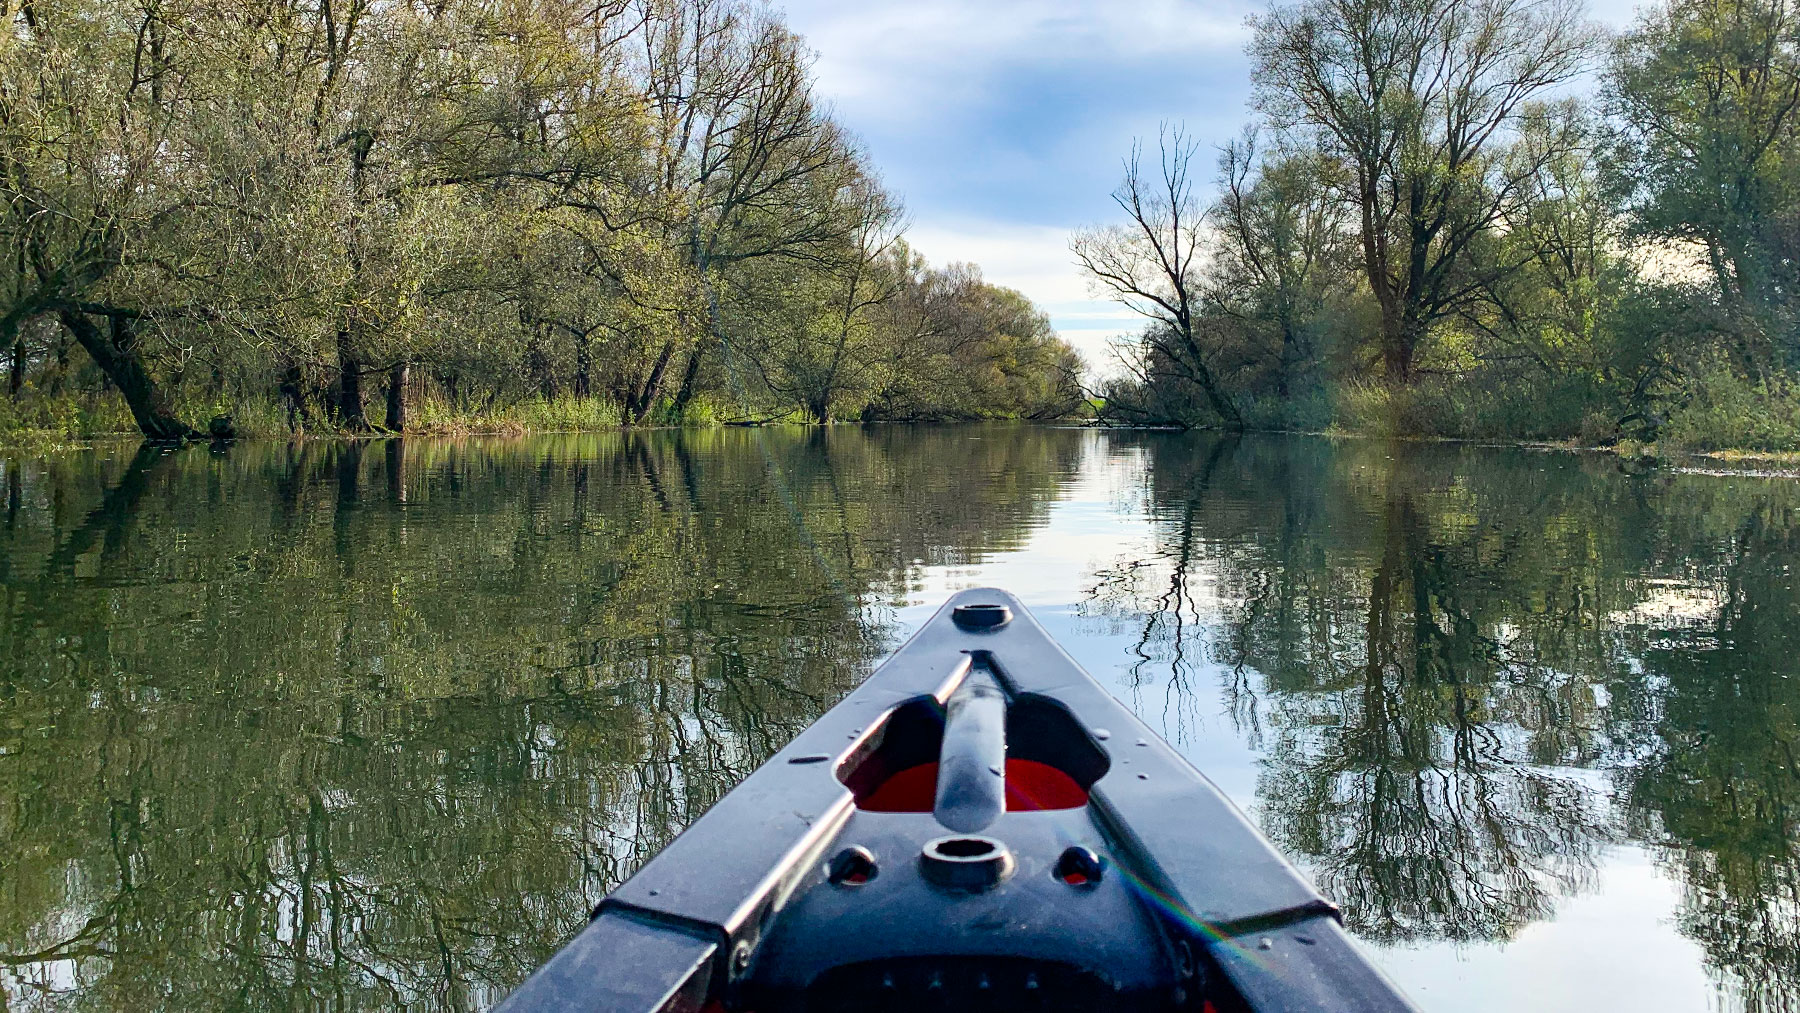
top-left (498, 589), bottom-right (1417, 1012)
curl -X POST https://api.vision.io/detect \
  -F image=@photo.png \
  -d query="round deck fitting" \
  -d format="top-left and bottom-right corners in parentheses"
top-left (919, 834), bottom-right (1014, 891)
top-left (1053, 846), bottom-right (1105, 887)
top-left (827, 845), bottom-right (878, 886)
top-left (952, 603), bottom-right (1012, 629)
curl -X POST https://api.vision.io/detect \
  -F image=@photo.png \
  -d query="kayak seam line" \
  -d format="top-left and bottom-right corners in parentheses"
top-left (594, 900), bottom-right (726, 946)
top-left (1203, 900), bottom-right (1343, 940)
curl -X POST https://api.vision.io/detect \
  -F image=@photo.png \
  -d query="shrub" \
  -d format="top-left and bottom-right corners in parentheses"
top-left (0, 386), bottom-right (136, 442)
top-left (1328, 372), bottom-right (1609, 442)
top-left (1662, 367), bottom-right (1800, 452)
top-left (410, 394), bottom-right (623, 435)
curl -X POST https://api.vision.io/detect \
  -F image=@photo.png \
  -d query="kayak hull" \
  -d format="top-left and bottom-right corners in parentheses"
top-left (499, 589), bottom-right (1417, 1012)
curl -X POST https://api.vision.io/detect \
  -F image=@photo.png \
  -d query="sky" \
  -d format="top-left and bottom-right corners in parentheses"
top-left (778, 0), bottom-right (1646, 369)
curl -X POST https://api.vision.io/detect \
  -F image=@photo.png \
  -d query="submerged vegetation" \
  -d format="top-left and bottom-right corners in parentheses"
top-left (1082, 0), bottom-right (1800, 453)
top-left (0, 0), bottom-right (1082, 442)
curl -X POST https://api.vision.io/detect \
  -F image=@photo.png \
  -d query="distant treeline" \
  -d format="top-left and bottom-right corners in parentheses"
top-left (1080, 0), bottom-right (1800, 452)
top-left (0, 0), bottom-right (1083, 440)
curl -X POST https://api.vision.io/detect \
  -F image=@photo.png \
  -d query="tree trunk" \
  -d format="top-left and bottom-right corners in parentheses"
top-left (527, 330), bottom-right (558, 399)
top-left (45, 334), bottom-right (70, 395)
top-left (1173, 327), bottom-right (1243, 430)
top-left (574, 333), bottom-right (592, 399)
top-left (675, 278), bottom-right (721, 421)
top-left (279, 361), bottom-right (310, 432)
top-left (1381, 309), bottom-right (1423, 383)
top-left (671, 340), bottom-right (705, 418)
top-left (1193, 368), bottom-right (1243, 430)
top-left (1277, 318), bottom-right (1299, 399)
top-left (7, 332), bottom-right (22, 398)
top-left (628, 340), bottom-right (676, 424)
top-left (6, 459), bottom-right (20, 531)
top-left (384, 360), bottom-right (409, 432)
top-left (336, 328), bottom-right (367, 430)
top-left (57, 310), bottom-right (197, 441)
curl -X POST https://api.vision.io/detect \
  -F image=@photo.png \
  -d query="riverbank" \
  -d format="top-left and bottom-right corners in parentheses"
top-left (12, 419), bottom-right (1800, 483)
top-left (0, 391), bottom-right (1082, 452)
top-left (15, 378), bottom-right (1800, 473)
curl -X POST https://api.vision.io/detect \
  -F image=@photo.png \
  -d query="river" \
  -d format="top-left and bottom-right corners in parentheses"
top-left (1, 425), bottom-right (1795, 1012)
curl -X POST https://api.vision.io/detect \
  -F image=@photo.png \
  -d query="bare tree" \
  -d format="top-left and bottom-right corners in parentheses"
top-left (1251, 0), bottom-right (1600, 381)
top-left (1073, 126), bottom-right (1243, 428)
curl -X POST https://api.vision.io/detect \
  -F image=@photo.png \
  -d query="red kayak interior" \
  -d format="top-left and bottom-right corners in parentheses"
top-left (856, 759), bottom-right (1090, 813)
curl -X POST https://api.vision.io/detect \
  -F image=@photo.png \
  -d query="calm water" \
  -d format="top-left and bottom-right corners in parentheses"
top-left (1, 426), bottom-right (1796, 1012)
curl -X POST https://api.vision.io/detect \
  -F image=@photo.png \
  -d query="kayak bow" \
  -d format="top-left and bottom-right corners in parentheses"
top-left (499, 589), bottom-right (1417, 1012)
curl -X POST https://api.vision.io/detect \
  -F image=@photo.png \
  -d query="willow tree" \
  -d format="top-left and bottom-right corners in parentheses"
top-left (635, 0), bottom-right (869, 422)
top-left (1250, 0), bottom-right (1600, 382)
top-left (731, 176), bottom-right (901, 423)
top-left (1608, 0), bottom-right (1800, 377)
top-left (0, 0), bottom-right (211, 438)
top-left (1211, 133), bottom-right (1359, 397)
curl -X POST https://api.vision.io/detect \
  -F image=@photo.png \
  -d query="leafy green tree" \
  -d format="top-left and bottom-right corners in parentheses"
top-left (1, 0), bottom-right (1080, 440)
top-left (1250, 0), bottom-right (1600, 382)
top-left (1608, 0), bottom-right (1800, 377)
top-left (1210, 132), bottom-right (1361, 399)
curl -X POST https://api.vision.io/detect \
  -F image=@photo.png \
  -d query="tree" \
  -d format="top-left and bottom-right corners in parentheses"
top-left (0, 0), bottom-right (213, 438)
top-left (733, 177), bottom-right (902, 423)
top-left (1251, 0), bottom-right (1600, 381)
top-left (0, 0), bottom-right (1077, 441)
top-left (1074, 126), bottom-right (1243, 428)
top-left (1608, 0), bottom-right (1800, 376)
top-left (861, 250), bottom-right (1084, 421)
top-left (634, 0), bottom-right (866, 421)
top-left (1465, 103), bottom-right (1632, 378)
top-left (1211, 131), bottom-right (1359, 397)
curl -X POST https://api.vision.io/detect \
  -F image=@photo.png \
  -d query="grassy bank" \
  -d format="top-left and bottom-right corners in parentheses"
top-left (0, 390), bottom-right (643, 448)
top-left (1207, 367), bottom-right (1800, 458)
top-left (13, 369), bottom-right (1800, 461)
top-left (0, 389), bottom-right (1022, 448)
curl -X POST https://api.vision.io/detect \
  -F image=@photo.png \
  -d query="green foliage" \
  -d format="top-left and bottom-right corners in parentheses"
top-left (1082, 0), bottom-right (1800, 455)
top-left (0, 385), bottom-right (135, 441)
top-left (410, 395), bottom-right (624, 436)
top-left (1662, 365), bottom-right (1800, 450)
top-left (1238, 388), bottom-right (1336, 432)
top-left (0, 0), bottom-right (1080, 442)
top-left (1330, 374), bottom-right (1608, 441)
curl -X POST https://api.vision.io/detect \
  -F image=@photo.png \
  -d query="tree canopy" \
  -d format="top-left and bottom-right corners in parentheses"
top-left (0, 0), bottom-right (1082, 438)
top-left (1082, 0), bottom-right (1800, 453)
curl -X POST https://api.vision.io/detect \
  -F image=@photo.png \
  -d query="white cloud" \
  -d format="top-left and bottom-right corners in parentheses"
top-left (785, 0), bottom-right (1254, 125)
top-left (903, 220), bottom-right (1087, 303)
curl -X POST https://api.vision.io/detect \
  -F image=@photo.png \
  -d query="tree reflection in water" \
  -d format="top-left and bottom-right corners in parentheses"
top-left (1610, 503), bottom-right (1800, 1013)
top-left (0, 427), bottom-right (1080, 1011)
top-left (1087, 433), bottom-right (1800, 1007)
